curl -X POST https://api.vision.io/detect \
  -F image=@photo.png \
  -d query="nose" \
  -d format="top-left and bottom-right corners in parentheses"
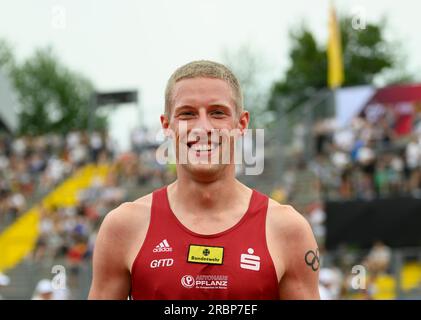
top-left (192, 109), bottom-right (213, 133)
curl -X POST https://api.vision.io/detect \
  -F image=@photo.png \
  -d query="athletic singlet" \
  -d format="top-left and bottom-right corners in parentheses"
top-left (130, 186), bottom-right (279, 300)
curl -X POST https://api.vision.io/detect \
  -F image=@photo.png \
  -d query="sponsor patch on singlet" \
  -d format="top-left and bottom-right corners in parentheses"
top-left (187, 244), bottom-right (224, 265)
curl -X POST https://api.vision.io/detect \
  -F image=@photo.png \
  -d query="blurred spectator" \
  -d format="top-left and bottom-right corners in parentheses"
top-left (0, 273), bottom-right (11, 300)
top-left (366, 241), bottom-right (392, 275)
top-left (32, 279), bottom-right (54, 300)
top-left (374, 159), bottom-right (389, 197)
top-left (319, 267), bottom-right (343, 300)
top-left (406, 135), bottom-right (421, 197)
top-left (31, 277), bottom-right (71, 300)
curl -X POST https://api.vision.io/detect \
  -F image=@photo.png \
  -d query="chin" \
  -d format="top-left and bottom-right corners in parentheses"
top-left (182, 162), bottom-right (227, 180)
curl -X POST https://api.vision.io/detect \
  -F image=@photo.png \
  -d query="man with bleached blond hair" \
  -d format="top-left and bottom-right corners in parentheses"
top-left (89, 60), bottom-right (320, 300)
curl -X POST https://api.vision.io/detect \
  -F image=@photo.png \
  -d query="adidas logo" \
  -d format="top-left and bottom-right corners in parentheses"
top-left (153, 239), bottom-right (173, 253)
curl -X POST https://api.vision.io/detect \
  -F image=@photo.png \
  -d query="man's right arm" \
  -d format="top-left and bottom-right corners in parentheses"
top-left (88, 203), bottom-right (138, 300)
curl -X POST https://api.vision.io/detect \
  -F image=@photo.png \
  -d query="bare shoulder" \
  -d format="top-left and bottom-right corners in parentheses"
top-left (99, 192), bottom-right (153, 243)
top-left (266, 199), bottom-right (313, 240)
top-left (267, 199), bottom-right (320, 300)
top-left (89, 192), bottom-right (154, 299)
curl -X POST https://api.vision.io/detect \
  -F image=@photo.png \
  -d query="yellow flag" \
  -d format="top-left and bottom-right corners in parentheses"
top-left (327, 4), bottom-right (344, 88)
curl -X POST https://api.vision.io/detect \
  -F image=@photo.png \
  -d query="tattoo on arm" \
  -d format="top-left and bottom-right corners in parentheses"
top-left (304, 248), bottom-right (320, 272)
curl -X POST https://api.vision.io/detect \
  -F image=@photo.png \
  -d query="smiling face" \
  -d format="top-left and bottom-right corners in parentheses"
top-left (161, 77), bottom-right (249, 181)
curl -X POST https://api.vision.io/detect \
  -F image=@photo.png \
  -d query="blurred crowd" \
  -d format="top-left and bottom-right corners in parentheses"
top-left (270, 110), bottom-right (421, 236)
top-left (310, 110), bottom-right (421, 201)
top-left (0, 131), bottom-right (115, 229)
top-left (268, 108), bottom-right (421, 300)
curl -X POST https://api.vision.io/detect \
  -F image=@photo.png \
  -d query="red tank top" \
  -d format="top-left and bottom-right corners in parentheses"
top-left (130, 186), bottom-right (279, 300)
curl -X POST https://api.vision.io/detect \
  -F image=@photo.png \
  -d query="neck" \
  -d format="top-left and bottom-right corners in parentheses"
top-left (169, 165), bottom-right (247, 214)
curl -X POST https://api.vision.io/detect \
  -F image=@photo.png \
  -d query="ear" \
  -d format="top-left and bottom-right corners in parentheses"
top-left (237, 110), bottom-right (250, 136)
top-left (160, 114), bottom-right (171, 137)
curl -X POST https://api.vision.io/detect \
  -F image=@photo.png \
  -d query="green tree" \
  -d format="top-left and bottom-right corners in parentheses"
top-left (268, 16), bottom-right (413, 114)
top-left (0, 40), bottom-right (14, 71)
top-left (0, 43), bottom-right (106, 135)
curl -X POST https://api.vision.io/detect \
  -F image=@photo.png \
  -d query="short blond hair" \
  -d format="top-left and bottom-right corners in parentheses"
top-left (164, 60), bottom-right (243, 117)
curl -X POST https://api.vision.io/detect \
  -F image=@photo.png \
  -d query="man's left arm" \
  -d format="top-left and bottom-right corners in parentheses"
top-left (278, 207), bottom-right (320, 300)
